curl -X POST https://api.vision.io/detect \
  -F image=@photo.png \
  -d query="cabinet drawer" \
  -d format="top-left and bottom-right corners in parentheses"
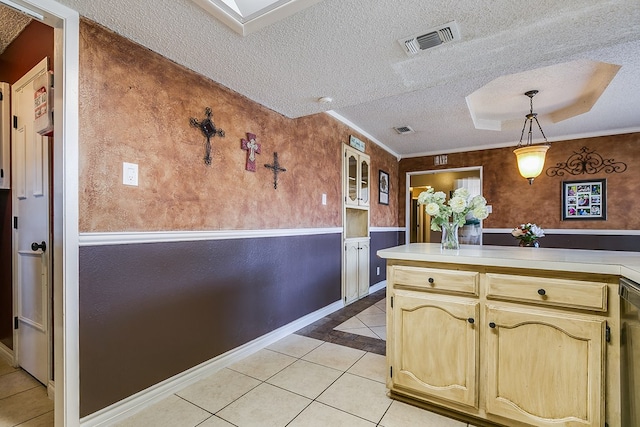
top-left (392, 266), bottom-right (479, 295)
top-left (486, 273), bottom-right (607, 311)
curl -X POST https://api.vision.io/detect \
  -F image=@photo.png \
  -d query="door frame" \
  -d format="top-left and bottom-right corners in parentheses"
top-left (0, 0), bottom-right (80, 425)
top-left (405, 166), bottom-right (483, 243)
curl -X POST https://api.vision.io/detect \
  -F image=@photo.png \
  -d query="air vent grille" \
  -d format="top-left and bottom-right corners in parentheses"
top-left (399, 21), bottom-right (460, 56)
top-left (416, 32), bottom-right (442, 50)
top-left (394, 126), bottom-right (415, 135)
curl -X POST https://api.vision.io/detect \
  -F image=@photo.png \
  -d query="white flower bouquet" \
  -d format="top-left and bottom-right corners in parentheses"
top-left (417, 187), bottom-right (490, 232)
top-left (511, 223), bottom-right (545, 244)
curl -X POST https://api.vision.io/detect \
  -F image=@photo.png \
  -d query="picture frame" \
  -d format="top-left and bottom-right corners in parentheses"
top-left (379, 170), bottom-right (389, 205)
top-left (562, 179), bottom-right (606, 220)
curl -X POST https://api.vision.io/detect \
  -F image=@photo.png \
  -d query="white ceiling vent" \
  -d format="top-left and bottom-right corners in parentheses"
top-left (394, 126), bottom-right (415, 135)
top-left (398, 21), bottom-right (461, 56)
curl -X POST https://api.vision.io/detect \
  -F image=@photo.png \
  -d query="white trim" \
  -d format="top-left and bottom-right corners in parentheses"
top-left (370, 227), bottom-right (404, 233)
top-left (1, 0), bottom-right (44, 19)
top-left (405, 166), bottom-right (484, 244)
top-left (78, 227), bottom-right (342, 246)
top-left (191, 0), bottom-right (324, 36)
top-left (484, 228), bottom-right (640, 236)
top-left (369, 280), bottom-right (386, 294)
top-left (0, 342), bottom-right (14, 366)
top-left (48, 380), bottom-right (55, 399)
top-left (325, 111), bottom-right (401, 160)
top-left (79, 299), bottom-right (344, 427)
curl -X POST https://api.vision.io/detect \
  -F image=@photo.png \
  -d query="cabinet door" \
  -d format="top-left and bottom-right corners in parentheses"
top-left (389, 291), bottom-right (479, 408)
top-left (485, 305), bottom-right (605, 427)
top-left (344, 241), bottom-right (360, 304)
top-left (359, 156), bottom-right (370, 207)
top-left (345, 150), bottom-right (359, 207)
top-left (357, 240), bottom-right (370, 298)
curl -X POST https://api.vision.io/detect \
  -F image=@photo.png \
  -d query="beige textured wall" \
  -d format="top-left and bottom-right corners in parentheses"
top-left (400, 132), bottom-right (640, 230)
top-left (78, 20), bottom-right (398, 232)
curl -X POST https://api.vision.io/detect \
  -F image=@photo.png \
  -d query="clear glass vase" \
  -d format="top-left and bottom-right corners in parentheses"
top-left (519, 240), bottom-right (540, 247)
top-left (441, 222), bottom-right (460, 251)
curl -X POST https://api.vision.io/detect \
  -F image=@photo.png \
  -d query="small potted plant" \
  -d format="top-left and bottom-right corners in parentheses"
top-left (511, 223), bottom-right (545, 247)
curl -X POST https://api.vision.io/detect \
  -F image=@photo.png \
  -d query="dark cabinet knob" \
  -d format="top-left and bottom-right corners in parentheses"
top-left (537, 289), bottom-right (546, 296)
top-left (428, 277), bottom-right (435, 284)
top-left (489, 322), bottom-right (496, 329)
top-left (467, 318), bottom-right (475, 324)
top-left (31, 241), bottom-right (46, 252)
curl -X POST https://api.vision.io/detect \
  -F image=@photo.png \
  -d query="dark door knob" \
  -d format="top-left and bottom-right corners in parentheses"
top-left (31, 241), bottom-right (46, 252)
top-left (428, 277), bottom-right (435, 284)
top-left (537, 289), bottom-right (546, 296)
top-left (489, 322), bottom-right (496, 329)
top-left (467, 318), bottom-right (475, 324)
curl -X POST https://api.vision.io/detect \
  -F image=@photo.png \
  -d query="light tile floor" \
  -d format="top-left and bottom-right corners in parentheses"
top-left (334, 298), bottom-right (386, 340)
top-left (0, 291), bottom-right (477, 426)
top-left (0, 358), bottom-right (54, 427)
top-left (115, 334), bottom-right (471, 427)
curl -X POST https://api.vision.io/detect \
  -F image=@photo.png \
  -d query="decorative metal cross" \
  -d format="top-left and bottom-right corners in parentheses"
top-left (264, 152), bottom-right (286, 189)
top-left (241, 133), bottom-right (261, 172)
top-left (190, 107), bottom-right (225, 165)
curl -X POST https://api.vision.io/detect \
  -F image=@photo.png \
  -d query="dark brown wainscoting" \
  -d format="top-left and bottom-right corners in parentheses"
top-left (370, 230), bottom-right (405, 285)
top-left (484, 232), bottom-right (640, 252)
top-left (79, 233), bottom-right (340, 417)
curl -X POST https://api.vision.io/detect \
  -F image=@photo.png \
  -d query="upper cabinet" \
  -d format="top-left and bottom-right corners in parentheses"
top-left (344, 146), bottom-right (370, 208)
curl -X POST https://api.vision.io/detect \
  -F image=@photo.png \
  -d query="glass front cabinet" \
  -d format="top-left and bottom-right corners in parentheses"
top-left (344, 146), bottom-right (370, 208)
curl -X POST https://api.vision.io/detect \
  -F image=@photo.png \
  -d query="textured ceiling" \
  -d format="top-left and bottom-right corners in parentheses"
top-left (4, 0), bottom-right (640, 157)
top-left (0, 5), bottom-right (30, 54)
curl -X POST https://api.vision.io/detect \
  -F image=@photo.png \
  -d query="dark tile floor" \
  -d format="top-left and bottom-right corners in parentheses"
top-left (295, 289), bottom-right (386, 355)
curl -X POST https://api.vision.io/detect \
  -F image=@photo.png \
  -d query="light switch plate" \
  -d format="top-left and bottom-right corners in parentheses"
top-left (322, 193), bottom-right (327, 205)
top-left (123, 162), bottom-right (138, 186)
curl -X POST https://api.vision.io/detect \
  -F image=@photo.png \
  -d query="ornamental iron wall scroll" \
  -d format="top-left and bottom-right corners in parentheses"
top-left (190, 107), bottom-right (225, 165)
top-left (546, 146), bottom-right (627, 177)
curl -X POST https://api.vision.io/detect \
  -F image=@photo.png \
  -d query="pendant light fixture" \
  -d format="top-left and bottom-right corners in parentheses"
top-left (513, 90), bottom-right (550, 185)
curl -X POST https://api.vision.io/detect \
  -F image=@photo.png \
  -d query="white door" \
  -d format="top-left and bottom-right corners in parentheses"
top-left (12, 58), bottom-right (50, 385)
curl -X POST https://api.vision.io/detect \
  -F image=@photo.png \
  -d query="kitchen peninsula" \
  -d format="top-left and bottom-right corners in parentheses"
top-left (377, 243), bottom-right (639, 427)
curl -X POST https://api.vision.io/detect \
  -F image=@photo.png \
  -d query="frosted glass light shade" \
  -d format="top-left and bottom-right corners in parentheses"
top-left (514, 145), bottom-right (550, 184)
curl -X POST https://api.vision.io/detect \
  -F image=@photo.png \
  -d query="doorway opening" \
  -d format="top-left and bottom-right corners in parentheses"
top-left (0, 0), bottom-right (80, 425)
top-left (406, 167), bottom-right (483, 244)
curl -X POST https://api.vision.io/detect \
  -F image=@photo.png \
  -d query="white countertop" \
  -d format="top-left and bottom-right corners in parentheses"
top-left (377, 243), bottom-right (640, 283)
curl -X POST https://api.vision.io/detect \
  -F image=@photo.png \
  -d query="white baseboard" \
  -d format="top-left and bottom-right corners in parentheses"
top-left (80, 299), bottom-right (344, 427)
top-left (369, 280), bottom-right (386, 294)
top-left (0, 342), bottom-right (14, 366)
top-left (48, 380), bottom-right (55, 400)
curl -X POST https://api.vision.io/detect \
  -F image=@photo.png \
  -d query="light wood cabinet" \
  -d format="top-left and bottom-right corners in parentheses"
top-left (342, 144), bottom-right (370, 305)
top-left (344, 238), bottom-right (370, 304)
top-left (486, 273), bottom-right (608, 312)
top-left (485, 304), bottom-right (605, 426)
top-left (389, 290), bottom-right (479, 408)
top-left (386, 263), bottom-right (616, 427)
top-left (344, 146), bottom-right (370, 208)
